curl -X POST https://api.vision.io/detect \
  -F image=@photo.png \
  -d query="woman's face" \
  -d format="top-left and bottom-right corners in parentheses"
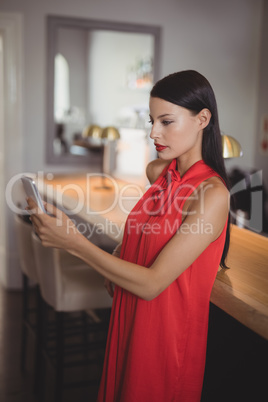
top-left (149, 97), bottom-right (204, 164)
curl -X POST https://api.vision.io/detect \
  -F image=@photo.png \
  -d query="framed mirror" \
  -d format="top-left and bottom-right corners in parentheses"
top-left (46, 15), bottom-right (161, 166)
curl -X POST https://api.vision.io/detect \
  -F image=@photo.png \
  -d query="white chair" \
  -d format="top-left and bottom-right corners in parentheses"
top-left (14, 214), bottom-right (38, 285)
top-left (31, 231), bottom-right (112, 402)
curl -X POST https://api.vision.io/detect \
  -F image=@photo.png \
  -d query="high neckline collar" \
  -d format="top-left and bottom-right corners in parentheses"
top-left (167, 159), bottom-right (204, 182)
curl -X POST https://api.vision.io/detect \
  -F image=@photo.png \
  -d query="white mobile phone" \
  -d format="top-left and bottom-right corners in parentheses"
top-left (21, 176), bottom-right (46, 214)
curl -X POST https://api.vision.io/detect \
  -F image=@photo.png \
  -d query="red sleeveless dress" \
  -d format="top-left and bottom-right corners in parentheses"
top-left (97, 159), bottom-right (227, 402)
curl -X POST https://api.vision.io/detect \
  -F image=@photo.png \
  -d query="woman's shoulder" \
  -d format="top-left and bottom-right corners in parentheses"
top-left (196, 175), bottom-right (229, 204)
top-left (185, 175), bottom-right (229, 216)
top-left (182, 176), bottom-right (230, 239)
top-left (146, 158), bottom-right (173, 184)
top-left (203, 175), bottom-right (229, 195)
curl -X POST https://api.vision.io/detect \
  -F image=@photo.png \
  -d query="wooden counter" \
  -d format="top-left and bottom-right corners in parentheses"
top-left (211, 225), bottom-right (268, 340)
top-left (38, 173), bottom-right (268, 340)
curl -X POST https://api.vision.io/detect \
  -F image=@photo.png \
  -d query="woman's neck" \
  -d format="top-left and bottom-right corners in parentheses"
top-left (176, 154), bottom-right (203, 177)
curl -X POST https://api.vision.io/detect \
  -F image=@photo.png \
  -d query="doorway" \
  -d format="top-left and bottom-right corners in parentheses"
top-left (0, 14), bottom-right (23, 288)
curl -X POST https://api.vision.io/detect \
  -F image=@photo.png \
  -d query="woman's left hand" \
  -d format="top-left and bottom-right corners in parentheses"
top-left (26, 198), bottom-right (82, 249)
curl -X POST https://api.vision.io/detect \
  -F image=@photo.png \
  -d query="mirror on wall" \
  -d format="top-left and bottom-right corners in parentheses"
top-left (46, 16), bottom-right (161, 166)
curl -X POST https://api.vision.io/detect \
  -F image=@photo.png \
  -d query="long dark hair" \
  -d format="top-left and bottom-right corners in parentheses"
top-left (150, 70), bottom-right (230, 268)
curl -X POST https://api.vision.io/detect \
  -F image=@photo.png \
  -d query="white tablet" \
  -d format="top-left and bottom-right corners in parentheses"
top-left (21, 176), bottom-right (46, 214)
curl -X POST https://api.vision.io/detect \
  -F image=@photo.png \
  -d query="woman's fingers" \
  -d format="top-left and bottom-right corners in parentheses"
top-left (104, 278), bottom-right (114, 298)
top-left (26, 197), bottom-right (43, 215)
top-left (43, 202), bottom-right (61, 218)
top-left (26, 198), bottom-right (82, 250)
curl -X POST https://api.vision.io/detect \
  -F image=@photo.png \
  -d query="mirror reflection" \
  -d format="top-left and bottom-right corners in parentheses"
top-left (47, 17), bottom-right (161, 166)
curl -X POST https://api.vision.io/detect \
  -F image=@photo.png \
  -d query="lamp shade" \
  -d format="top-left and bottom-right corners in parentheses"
top-left (101, 126), bottom-right (120, 141)
top-left (82, 124), bottom-right (102, 139)
top-left (222, 135), bottom-right (243, 158)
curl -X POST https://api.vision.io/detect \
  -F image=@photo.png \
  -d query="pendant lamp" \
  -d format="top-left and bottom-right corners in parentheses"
top-left (222, 134), bottom-right (243, 158)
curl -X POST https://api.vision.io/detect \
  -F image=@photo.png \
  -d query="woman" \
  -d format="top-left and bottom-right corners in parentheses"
top-left (28, 70), bottom-right (230, 402)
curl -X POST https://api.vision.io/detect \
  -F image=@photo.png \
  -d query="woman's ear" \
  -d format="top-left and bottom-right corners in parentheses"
top-left (198, 108), bottom-right (211, 129)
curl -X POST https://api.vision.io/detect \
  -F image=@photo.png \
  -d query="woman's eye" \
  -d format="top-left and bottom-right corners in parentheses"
top-left (148, 119), bottom-right (153, 125)
top-left (162, 120), bottom-right (172, 126)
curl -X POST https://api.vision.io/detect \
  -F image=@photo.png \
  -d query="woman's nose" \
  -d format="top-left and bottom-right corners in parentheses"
top-left (149, 125), bottom-right (158, 140)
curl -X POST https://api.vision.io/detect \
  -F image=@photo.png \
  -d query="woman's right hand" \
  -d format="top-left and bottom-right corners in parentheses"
top-left (26, 198), bottom-right (82, 249)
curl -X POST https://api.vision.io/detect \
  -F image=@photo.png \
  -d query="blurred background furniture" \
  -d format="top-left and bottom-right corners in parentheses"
top-left (31, 231), bottom-right (112, 402)
top-left (228, 167), bottom-right (268, 234)
top-left (14, 214), bottom-right (41, 394)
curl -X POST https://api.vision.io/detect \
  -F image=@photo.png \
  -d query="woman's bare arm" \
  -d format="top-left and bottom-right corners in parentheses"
top-left (104, 242), bottom-right (122, 297)
top-left (27, 178), bottom-right (229, 301)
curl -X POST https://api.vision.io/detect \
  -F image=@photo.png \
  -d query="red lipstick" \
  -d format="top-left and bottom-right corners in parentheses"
top-left (155, 143), bottom-right (167, 152)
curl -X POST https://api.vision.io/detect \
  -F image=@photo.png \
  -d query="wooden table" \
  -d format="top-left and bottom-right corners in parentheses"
top-left (38, 173), bottom-right (268, 340)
